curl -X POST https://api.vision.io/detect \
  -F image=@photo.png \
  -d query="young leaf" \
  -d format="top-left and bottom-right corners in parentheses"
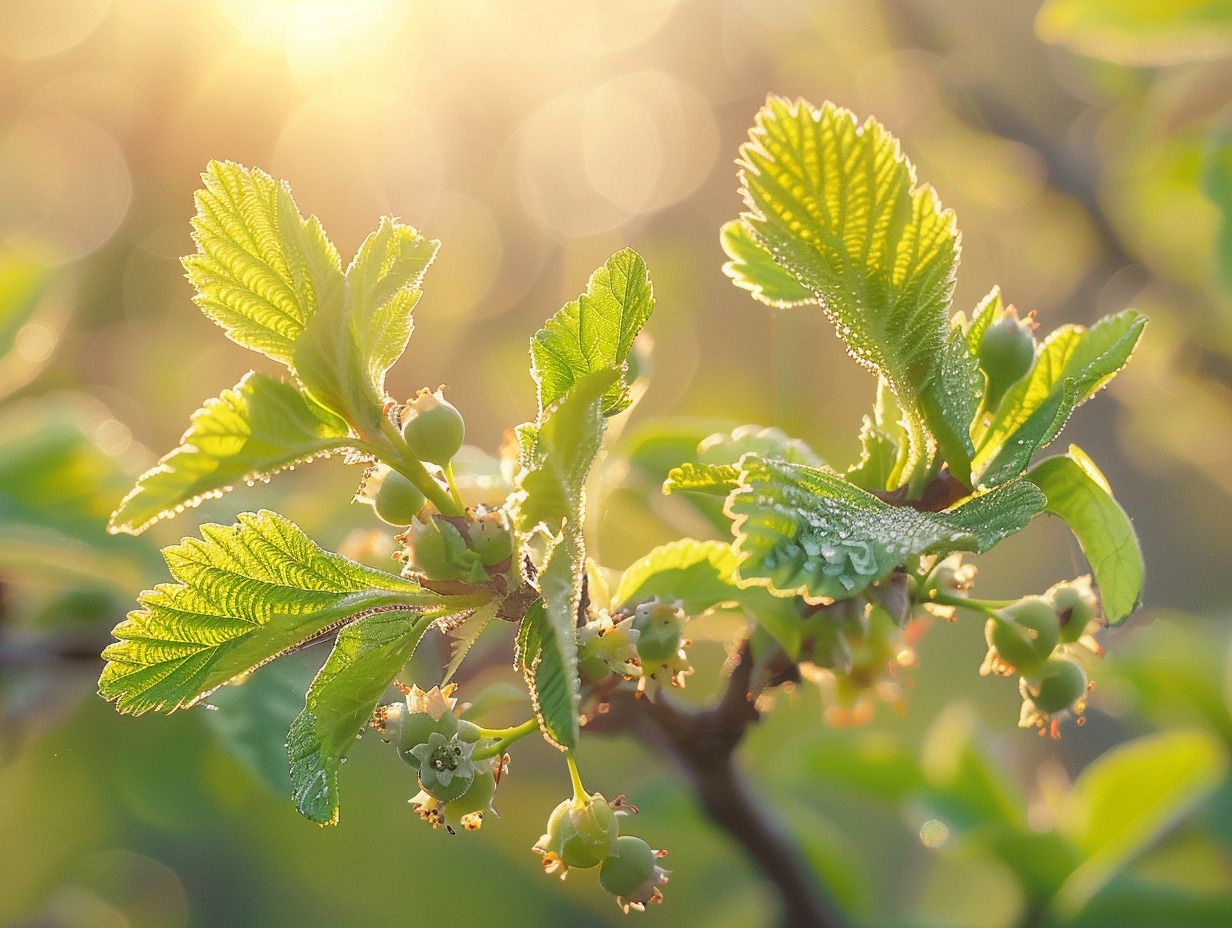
top-left (292, 218), bottom-right (439, 435)
top-left (614, 538), bottom-right (805, 655)
top-left (512, 368), bottom-right (619, 538)
top-left (99, 511), bottom-right (443, 715)
top-left (516, 543), bottom-right (583, 750)
top-left (183, 161), bottom-right (343, 367)
top-left (663, 462), bottom-right (739, 497)
top-left (719, 220), bottom-right (813, 307)
top-left (530, 248), bottom-right (654, 419)
top-left (1027, 446), bottom-right (1144, 624)
top-left (728, 456), bottom-right (1045, 601)
top-left (975, 309), bottom-right (1147, 484)
top-left (846, 379), bottom-right (909, 492)
top-left (108, 372), bottom-right (352, 536)
top-left (289, 608), bottom-right (441, 825)
top-left (1055, 730), bottom-right (1229, 918)
top-left (729, 96), bottom-right (975, 485)
top-left (697, 424), bottom-right (825, 468)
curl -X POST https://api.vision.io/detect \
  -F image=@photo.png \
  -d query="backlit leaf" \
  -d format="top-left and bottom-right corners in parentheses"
top-left (99, 511), bottom-right (442, 715)
top-left (1027, 446), bottom-right (1144, 623)
top-left (109, 372), bottom-right (352, 536)
top-left (729, 96), bottom-right (974, 484)
top-left (530, 248), bottom-right (654, 419)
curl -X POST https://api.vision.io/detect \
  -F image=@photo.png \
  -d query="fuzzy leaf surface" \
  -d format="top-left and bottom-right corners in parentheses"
top-left (99, 511), bottom-right (440, 715)
top-left (109, 372), bottom-right (351, 535)
top-left (289, 609), bottom-right (436, 824)
top-left (730, 97), bottom-right (975, 483)
top-left (615, 538), bottom-right (805, 655)
top-left (720, 220), bottom-right (814, 306)
top-left (976, 310), bottom-right (1147, 484)
top-left (728, 457), bottom-right (1044, 600)
top-left (1027, 446), bottom-right (1143, 623)
top-left (663, 462), bottom-right (739, 497)
top-left (182, 161), bottom-right (342, 367)
top-left (530, 248), bottom-right (653, 418)
top-left (292, 218), bottom-right (438, 433)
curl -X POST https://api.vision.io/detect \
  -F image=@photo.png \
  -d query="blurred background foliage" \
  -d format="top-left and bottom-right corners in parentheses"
top-left (1, 0), bottom-right (1231, 926)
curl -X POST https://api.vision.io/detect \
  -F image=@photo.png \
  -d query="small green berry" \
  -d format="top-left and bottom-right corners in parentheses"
top-left (983, 596), bottom-right (1059, 677)
top-left (599, 835), bottom-right (669, 912)
top-left (533, 792), bottom-right (619, 874)
top-left (1026, 656), bottom-right (1088, 715)
top-left (373, 470), bottom-right (427, 525)
top-left (401, 387), bottom-right (465, 465)
top-left (978, 308), bottom-right (1036, 410)
top-left (1047, 577), bottom-right (1101, 644)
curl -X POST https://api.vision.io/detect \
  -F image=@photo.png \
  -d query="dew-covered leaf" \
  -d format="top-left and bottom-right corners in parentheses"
top-left (663, 462), bottom-right (739, 497)
top-left (730, 97), bottom-right (974, 484)
top-left (530, 248), bottom-right (653, 419)
top-left (289, 608), bottom-right (440, 824)
top-left (108, 372), bottom-right (352, 536)
top-left (728, 456), bottom-right (1044, 600)
top-left (99, 511), bottom-right (443, 715)
top-left (182, 161), bottom-right (343, 367)
top-left (975, 310), bottom-right (1147, 484)
top-left (1027, 446), bottom-right (1143, 624)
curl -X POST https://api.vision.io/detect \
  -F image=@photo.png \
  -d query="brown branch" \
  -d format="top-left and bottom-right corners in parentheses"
top-left (587, 643), bottom-right (850, 928)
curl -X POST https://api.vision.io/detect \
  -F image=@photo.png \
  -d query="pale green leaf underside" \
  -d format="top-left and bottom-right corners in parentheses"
top-left (732, 96), bottom-right (974, 484)
top-left (976, 310), bottom-right (1147, 484)
top-left (512, 368), bottom-right (618, 537)
top-left (531, 248), bottom-right (654, 419)
top-left (1055, 729), bottom-right (1228, 916)
top-left (720, 220), bottom-right (814, 306)
top-left (183, 160), bottom-right (342, 367)
top-left (99, 511), bottom-right (436, 715)
top-left (614, 538), bottom-right (805, 655)
top-left (109, 372), bottom-right (352, 535)
top-left (728, 456), bottom-right (1045, 601)
top-left (1027, 446), bottom-right (1143, 624)
top-left (289, 609), bottom-right (435, 824)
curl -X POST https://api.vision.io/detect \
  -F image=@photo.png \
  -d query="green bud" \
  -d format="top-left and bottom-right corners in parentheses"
top-left (631, 598), bottom-right (687, 666)
top-left (983, 596), bottom-right (1059, 677)
top-left (372, 470), bottom-right (427, 525)
top-left (533, 792), bottom-right (619, 873)
top-left (978, 307), bottom-right (1036, 410)
top-left (599, 835), bottom-right (669, 912)
top-left (402, 387), bottom-right (465, 465)
top-left (1047, 576), bottom-right (1101, 644)
top-left (1025, 656), bottom-right (1088, 715)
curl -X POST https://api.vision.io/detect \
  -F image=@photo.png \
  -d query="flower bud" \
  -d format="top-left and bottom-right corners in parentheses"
top-left (977, 307), bottom-right (1036, 410)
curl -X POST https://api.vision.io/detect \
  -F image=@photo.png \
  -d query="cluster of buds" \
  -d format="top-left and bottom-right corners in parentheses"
top-left (395, 506), bottom-right (513, 583)
top-left (533, 788), bottom-right (668, 913)
top-left (628, 597), bottom-right (693, 697)
top-left (371, 684), bottom-right (500, 833)
top-left (980, 577), bottom-right (1103, 738)
top-left (798, 577), bottom-right (924, 727)
top-left (577, 609), bottom-right (641, 683)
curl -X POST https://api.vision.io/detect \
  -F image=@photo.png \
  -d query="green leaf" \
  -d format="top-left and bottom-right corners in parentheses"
top-left (1055, 730), bottom-right (1229, 917)
top-left (1037, 0), bottom-right (1232, 66)
top-left (720, 219), bottom-right (813, 307)
top-left (846, 379), bottom-right (909, 492)
top-left (292, 218), bottom-right (439, 434)
top-left (182, 161), bottom-right (343, 368)
top-left (289, 609), bottom-right (436, 824)
top-left (975, 309), bottom-right (1147, 484)
top-left (965, 287), bottom-right (1005, 357)
top-left (728, 456), bottom-right (1044, 600)
top-left (99, 511), bottom-right (442, 715)
top-left (663, 462), bottom-right (739, 497)
top-left (697, 424), bottom-right (824, 468)
top-left (613, 538), bottom-right (804, 654)
top-left (730, 96), bottom-right (974, 485)
top-left (1027, 446), bottom-right (1144, 623)
top-left (108, 372), bottom-right (352, 536)
top-left (530, 248), bottom-right (654, 419)
top-left (512, 368), bottom-right (618, 538)
top-left (516, 542), bottom-right (582, 750)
